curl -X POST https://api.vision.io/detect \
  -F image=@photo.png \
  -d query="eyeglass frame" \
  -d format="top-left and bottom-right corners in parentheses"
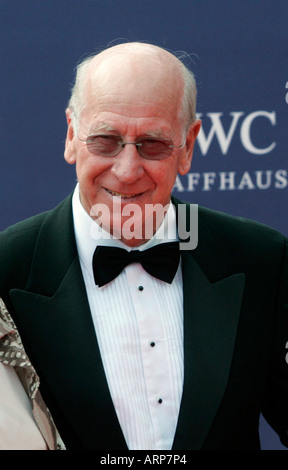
top-left (77, 133), bottom-right (187, 161)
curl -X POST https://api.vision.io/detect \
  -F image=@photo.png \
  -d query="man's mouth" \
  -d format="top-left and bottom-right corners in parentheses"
top-left (106, 189), bottom-right (144, 199)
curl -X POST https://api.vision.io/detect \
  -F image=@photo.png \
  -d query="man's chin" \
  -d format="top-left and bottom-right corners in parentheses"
top-left (111, 216), bottom-right (146, 244)
top-left (89, 196), bottom-right (169, 245)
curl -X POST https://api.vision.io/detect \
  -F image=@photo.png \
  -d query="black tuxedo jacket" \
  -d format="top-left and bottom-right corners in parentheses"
top-left (0, 195), bottom-right (288, 450)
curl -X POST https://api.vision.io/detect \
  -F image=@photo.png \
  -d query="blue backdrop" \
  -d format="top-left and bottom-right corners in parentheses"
top-left (0, 0), bottom-right (287, 450)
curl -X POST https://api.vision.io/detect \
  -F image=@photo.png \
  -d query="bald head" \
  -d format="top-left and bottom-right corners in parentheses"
top-left (67, 42), bottom-right (197, 131)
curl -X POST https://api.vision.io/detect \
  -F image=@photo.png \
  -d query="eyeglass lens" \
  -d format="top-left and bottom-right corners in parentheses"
top-left (86, 135), bottom-right (175, 160)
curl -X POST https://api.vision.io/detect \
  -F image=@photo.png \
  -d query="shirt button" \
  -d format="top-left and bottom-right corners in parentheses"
top-left (138, 286), bottom-right (144, 291)
top-left (158, 398), bottom-right (163, 404)
top-left (150, 342), bottom-right (156, 347)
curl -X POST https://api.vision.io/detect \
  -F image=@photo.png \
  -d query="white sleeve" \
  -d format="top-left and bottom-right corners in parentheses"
top-left (0, 362), bottom-right (48, 450)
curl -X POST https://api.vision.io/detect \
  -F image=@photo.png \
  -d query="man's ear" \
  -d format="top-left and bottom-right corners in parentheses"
top-left (64, 109), bottom-right (77, 164)
top-left (178, 119), bottom-right (201, 175)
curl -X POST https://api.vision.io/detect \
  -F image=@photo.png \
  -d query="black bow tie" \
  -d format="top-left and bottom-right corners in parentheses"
top-left (92, 241), bottom-right (180, 287)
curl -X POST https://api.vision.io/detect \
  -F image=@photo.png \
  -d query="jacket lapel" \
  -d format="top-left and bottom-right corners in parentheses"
top-left (8, 196), bottom-right (127, 449)
top-left (172, 250), bottom-right (245, 450)
top-left (172, 198), bottom-right (246, 449)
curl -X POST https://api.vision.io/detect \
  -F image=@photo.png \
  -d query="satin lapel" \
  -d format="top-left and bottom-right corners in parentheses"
top-left (172, 250), bottom-right (245, 450)
top-left (8, 197), bottom-right (127, 449)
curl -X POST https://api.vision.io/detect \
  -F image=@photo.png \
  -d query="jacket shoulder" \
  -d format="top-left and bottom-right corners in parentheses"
top-left (172, 196), bottom-right (287, 281)
top-left (197, 204), bottom-right (286, 248)
top-left (0, 195), bottom-right (73, 290)
top-left (0, 195), bottom-right (73, 241)
top-left (172, 196), bottom-right (286, 245)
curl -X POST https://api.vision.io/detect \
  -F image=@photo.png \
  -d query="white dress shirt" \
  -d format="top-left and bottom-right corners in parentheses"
top-left (72, 185), bottom-right (184, 450)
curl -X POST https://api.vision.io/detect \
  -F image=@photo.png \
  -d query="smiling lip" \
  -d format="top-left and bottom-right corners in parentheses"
top-left (105, 189), bottom-right (144, 198)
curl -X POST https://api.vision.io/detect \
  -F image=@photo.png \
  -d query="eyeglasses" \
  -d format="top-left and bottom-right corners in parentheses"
top-left (78, 134), bottom-right (186, 160)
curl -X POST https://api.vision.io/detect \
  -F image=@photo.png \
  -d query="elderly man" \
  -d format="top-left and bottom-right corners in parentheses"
top-left (0, 42), bottom-right (287, 450)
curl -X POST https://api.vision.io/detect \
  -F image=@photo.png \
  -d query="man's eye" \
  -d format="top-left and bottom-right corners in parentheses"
top-left (140, 139), bottom-right (171, 155)
top-left (87, 135), bottom-right (119, 144)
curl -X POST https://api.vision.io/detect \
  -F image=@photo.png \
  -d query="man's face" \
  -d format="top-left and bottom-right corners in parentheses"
top-left (64, 51), bottom-right (200, 245)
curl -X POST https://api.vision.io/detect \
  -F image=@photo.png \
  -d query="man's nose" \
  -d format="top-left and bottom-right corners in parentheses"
top-left (110, 144), bottom-right (145, 183)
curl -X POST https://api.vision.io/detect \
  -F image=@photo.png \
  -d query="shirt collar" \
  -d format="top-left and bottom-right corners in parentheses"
top-left (72, 184), bottom-right (178, 278)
